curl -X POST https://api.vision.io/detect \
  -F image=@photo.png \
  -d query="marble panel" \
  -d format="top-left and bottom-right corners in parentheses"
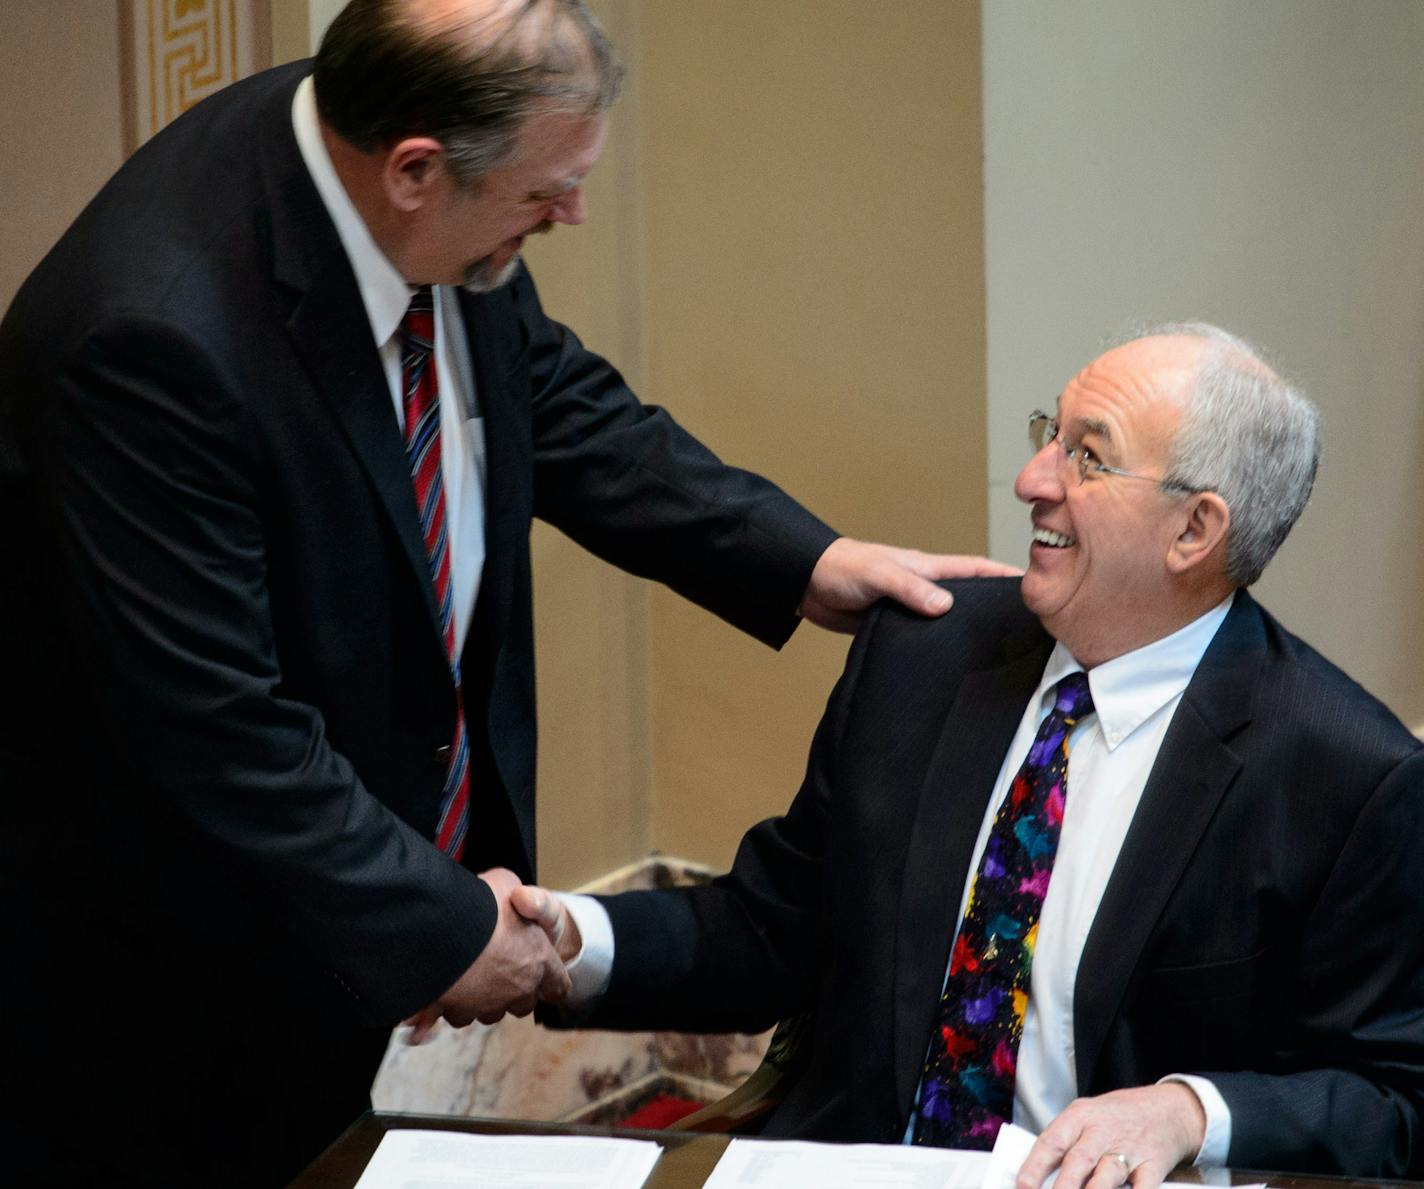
top-left (370, 856), bottom-right (774, 1123)
top-left (373, 1015), bottom-right (661, 1120)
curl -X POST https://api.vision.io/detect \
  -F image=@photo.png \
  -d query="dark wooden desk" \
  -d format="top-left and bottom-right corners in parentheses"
top-left (292, 1112), bottom-right (1424, 1189)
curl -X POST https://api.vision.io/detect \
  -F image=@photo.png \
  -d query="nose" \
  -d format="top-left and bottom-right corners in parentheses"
top-left (549, 186), bottom-right (586, 226)
top-left (1014, 440), bottom-right (1067, 506)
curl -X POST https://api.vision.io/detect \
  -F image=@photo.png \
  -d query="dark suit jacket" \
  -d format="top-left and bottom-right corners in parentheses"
top-left (588, 579), bottom-right (1424, 1177)
top-left (0, 62), bottom-right (834, 1183)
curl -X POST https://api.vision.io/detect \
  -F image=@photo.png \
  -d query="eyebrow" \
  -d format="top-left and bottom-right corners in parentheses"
top-left (1071, 416), bottom-right (1113, 444)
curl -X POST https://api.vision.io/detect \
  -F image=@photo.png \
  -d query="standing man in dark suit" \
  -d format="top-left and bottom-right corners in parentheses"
top-left (0, 1), bottom-right (1010, 1184)
top-left (525, 324), bottom-right (1424, 1182)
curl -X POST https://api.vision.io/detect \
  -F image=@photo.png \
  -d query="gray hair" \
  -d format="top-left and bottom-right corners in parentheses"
top-left (314, 0), bottom-right (623, 186)
top-left (1117, 321), bottom-right (1320, 587)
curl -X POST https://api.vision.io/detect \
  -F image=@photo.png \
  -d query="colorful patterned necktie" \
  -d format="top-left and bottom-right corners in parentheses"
top-left (401, 287), bottom-right (470, 861)
top-left (912, 671), bottom-right (1095, 1149)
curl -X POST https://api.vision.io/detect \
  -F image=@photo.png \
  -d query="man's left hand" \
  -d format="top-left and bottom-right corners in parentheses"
top-left (1016, 1084), bottom-right (1206, 1189)
top-left (800, 537), bottom-right (1020, 632)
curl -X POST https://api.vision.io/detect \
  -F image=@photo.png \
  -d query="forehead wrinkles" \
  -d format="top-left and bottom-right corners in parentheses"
top-left (1060, 351), bottom-right (1193, 456)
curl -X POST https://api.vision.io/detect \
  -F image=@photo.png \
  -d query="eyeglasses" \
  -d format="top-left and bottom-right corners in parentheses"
top-left (1027, 410), bottom-right (1202, 493)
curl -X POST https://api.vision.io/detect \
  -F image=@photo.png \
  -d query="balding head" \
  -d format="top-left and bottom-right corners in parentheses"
top-left (314, 0), bottom-right (622, 186)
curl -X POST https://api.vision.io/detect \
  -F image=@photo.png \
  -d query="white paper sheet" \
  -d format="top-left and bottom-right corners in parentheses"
top-left (701, 1137), bottom-right (995, 1189)
top-left (978, 1122), bottom-right (1040, 1189)
top-left (351, 1129), bottom-right (662, 1189)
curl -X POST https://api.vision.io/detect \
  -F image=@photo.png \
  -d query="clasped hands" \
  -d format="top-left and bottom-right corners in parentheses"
top-left (404, 868), bottom-right (583, 1044)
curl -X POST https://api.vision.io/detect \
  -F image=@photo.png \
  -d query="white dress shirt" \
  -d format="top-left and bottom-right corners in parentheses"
top-left (291, 77), bottom-right (486, 651)
top-left (563, 596), bottom-right (1235, 1162)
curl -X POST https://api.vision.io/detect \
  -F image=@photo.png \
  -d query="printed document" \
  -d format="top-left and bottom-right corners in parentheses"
top-left (351, 1129), bottom-right (662, 1189)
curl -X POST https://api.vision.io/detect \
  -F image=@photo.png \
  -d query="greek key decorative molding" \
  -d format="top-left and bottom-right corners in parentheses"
top-left (121, 0), bottom-right (271, 155)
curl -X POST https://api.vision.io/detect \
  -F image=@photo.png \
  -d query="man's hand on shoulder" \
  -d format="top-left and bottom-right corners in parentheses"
top-left (800, 537), bottom-right (1021, 632)
top-left (1016, 1084), bottom-right (1207, 1189)
top-left (404, 867), bottom-right (571, 1043)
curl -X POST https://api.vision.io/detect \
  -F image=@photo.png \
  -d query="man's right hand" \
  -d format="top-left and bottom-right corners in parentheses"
top-left (404, 867), bottom-right (571, 1043)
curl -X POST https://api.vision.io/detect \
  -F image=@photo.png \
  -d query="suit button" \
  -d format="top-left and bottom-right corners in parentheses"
top-left (432, 744), bottom-right (451, 767)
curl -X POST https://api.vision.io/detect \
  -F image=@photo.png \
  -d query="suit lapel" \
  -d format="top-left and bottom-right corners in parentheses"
top-left (1072, 593), bottom-right (1259, 1091)
top-left (891, 630), bottom-right (1053, 1116)
top-left (287, 277), bottom-right (443, 635)
top-left (258, 82), bottom-right (441, 638)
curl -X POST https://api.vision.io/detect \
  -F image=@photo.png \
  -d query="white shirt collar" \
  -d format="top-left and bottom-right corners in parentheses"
top-left (1035, 593), bottom-right (1235, 751)
top-left (290, 75), bottom-right (413, 349)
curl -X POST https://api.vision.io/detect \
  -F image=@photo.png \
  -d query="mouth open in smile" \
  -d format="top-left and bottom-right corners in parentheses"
top-left (1032, 526), bottom-right (1077, 549)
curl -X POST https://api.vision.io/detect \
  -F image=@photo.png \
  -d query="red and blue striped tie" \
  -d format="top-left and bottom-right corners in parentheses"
top-left (401, 286), bottom-right (469, 861)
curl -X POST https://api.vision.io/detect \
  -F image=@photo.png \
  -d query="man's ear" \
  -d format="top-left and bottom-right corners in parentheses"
top-left (382, 137), bottom-right (448, 212)
top-left (1167, 491), bottom-right (1230, 575)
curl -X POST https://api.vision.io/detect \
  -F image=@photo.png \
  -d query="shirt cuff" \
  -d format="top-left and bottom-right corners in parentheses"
top-left (556, 892), bottom-right (615, 1006)
top-left (1158, 1074), bottom-right (1231, 1167)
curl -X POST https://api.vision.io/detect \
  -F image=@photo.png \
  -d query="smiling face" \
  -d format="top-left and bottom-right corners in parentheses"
top-left (398, 107), bottom-right (607, 290)
top-left (1014, 335), bottom-right (1209, 666)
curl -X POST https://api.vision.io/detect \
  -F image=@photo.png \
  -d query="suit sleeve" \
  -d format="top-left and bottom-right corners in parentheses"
top-left (46, 314), bottom-right (495, 1022)
top-left (1205, 748), bottom-right (1424, 1176)
top-left (513, 267), bottom-right (840, 649)
top-left (567, 602), bottom-right (881, 1033)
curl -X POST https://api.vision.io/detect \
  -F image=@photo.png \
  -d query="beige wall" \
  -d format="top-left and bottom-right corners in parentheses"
top-left (523, 1), bottom-right (993, 875)
top-left (0, 5), bottom-right (124, 313)
top-left (504, 1), bottom-right (992, 878)
top-left (272, 0), bottom-right (345, 64)
top-left (633, 2), bottom-right (989, 864)
top-left (525, 1), bottom-right (990, 878)
top-left (519, 0), bottom-right (655, 887)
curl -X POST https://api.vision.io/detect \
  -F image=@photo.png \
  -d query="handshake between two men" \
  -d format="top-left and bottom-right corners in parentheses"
top-left (404, 868), bottom-right (579, 1035)
top-left (401, 329), bottom-right (1424, 1188)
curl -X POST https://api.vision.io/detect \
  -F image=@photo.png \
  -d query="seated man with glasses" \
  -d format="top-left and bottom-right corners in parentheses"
top-left (509, 323), bottom-right (1424, 1186)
